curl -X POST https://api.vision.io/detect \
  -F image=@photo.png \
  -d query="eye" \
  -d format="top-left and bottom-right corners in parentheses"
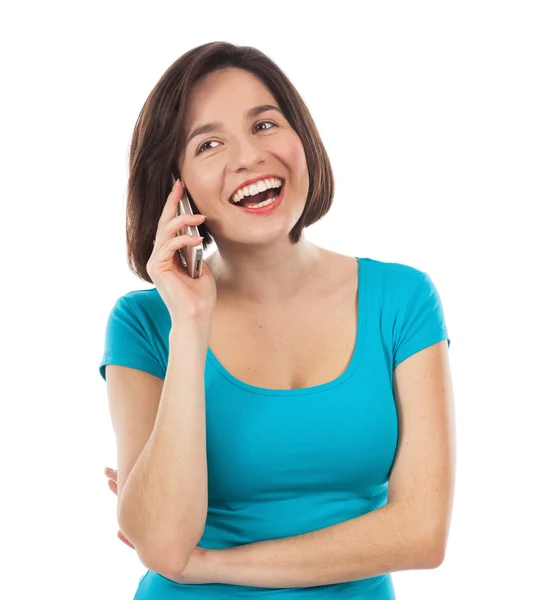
top-left (195, 121), bottom-right (278, 155)
top-left (196, 140), bottom-right (218, 155)
top-left (255, 120), bottom-right (276, 132)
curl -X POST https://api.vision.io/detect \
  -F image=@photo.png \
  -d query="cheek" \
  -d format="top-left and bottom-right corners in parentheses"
top-left (183, 169), bottom-right (220, 210)
top-left (283, 133), bottom-right (308, 179)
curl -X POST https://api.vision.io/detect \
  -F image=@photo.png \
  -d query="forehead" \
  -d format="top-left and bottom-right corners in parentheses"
top-left (186, 68), bottom-right (276, 125)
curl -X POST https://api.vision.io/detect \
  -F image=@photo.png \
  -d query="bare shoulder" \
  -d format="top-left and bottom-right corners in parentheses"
top-left (314, 248), bottom-right (360, 295)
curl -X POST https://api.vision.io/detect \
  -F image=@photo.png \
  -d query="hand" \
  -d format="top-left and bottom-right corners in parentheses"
top-left (104, 467), bottom-right (135, 549)
top-left (148, 178), bottom-right (217, 324)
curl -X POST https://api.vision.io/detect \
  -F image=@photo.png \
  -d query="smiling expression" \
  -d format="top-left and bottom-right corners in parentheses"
top-left (177, 67), bottom-right (309, 246)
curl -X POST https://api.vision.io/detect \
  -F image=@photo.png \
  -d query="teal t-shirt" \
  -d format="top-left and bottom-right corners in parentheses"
top-left (99, 256), bottom-right (450, 599)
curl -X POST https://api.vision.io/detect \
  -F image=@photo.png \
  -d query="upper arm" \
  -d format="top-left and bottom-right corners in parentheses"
top-left (105, 364), bottom-right (163, 515)
top-left (389, 339), bottom-right (456, 564)
top-left (98, 293), bottom-right (165, 513)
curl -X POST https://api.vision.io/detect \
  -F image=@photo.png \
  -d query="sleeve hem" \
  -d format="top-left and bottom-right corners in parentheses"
top-left (99, 353), bottom-right (165, 382)
top-left (393, 333), bottom-right (450, 369)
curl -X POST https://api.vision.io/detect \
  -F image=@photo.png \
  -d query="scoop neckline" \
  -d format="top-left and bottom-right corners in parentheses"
top-left (206, 256), bottom-right (366, 396)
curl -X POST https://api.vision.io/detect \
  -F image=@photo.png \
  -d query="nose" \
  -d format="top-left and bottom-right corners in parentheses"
top-left (228, 134), bottom-right (267, 172)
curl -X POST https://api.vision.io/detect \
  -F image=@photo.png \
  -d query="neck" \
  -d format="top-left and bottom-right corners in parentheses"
top-left (207, 236), bottom-right (324, 307)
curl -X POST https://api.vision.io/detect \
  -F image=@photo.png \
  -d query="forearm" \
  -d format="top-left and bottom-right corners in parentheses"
top-left (118, 324), bottom-right (210, 573)
top-left (207, 503), bottom-right (439, 589)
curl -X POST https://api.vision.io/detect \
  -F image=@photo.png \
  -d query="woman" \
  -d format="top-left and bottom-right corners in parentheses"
top-left (99, 41), bottom-right (455, 600)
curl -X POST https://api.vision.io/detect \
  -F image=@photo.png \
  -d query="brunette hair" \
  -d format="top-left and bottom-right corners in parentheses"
top-left (126, 41), bottom-right (335, 283)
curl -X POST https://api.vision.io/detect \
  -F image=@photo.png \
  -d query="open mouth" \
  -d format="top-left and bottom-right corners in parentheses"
top-left (229, 180), bottom-right (285, 209)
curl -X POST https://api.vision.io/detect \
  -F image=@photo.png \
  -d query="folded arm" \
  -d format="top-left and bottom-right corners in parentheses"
top-left (202, 341), bottom-right (456, 588)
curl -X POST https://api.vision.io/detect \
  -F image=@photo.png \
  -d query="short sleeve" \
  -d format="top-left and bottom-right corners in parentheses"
top-left (98, 295), bottom-right (165, 382)
top-left (392, 270), bottom-right (450, 369)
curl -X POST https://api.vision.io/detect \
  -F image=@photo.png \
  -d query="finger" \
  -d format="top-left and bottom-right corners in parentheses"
top-left (158, 178), bottom-right (184, 227)
top-left (104, 467), bottom-right (117, 480)
top-left (108, 479), bottom-right (118, 495)
top-left (167, 213), bottom-right (206, 236)
top-left (153, 213), bottom-right (206, 253)
top-left (153, 233), bottom-right (204, 265)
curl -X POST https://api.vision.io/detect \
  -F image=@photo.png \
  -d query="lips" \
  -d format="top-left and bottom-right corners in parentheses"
top-left (231, 180), bottom-right (286, 215)
top-left (228, 175), bottom-right (285, 202)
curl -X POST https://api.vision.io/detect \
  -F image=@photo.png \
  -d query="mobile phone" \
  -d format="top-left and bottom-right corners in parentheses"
top-left (172, 174), bottom-right (203, 279)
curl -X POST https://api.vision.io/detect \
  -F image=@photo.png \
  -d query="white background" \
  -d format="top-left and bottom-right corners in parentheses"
top-left (2, 1), bottom-right (532, 598)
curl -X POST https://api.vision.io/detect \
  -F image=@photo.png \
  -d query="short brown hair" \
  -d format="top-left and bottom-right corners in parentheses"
top-left (126, 42), bottom-right (335, 283)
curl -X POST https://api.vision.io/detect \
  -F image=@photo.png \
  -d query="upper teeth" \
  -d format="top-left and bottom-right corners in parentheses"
top-left (231, 178), bottom-right (283, 203)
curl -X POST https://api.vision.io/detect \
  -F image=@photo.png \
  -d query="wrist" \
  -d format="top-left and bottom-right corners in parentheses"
top-left (204, 548), bottom-right (227, 583)
top-left (169, 321), bottom-right (211, 346)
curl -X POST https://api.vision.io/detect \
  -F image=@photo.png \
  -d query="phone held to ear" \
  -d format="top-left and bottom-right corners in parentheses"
top-left (172, 174), bottom-right (203, 279)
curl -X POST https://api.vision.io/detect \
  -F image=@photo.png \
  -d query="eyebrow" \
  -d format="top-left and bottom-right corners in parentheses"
top-left (185, 104), bottom-right (283, 148)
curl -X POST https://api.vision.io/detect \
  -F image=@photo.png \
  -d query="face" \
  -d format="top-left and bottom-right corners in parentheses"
top-left (177, 68), bottom-right (309, 247)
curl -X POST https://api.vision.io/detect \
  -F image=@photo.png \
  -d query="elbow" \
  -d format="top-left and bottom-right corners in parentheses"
top-left (420, 543), bottom-right (445, 569)
top-left (140, 530), bottom-right (205, 577)
top-left (128, 530), bottom-right (193, 577)
top-left (418, 522), bottom-right (448, 569)
top-left (394, 502), bottom-right (449, 569)
top-left (423, 543), bottom-right (446, 569)
top-left (117, 513), bottom-right (192, 577)
top-left (139, 545), bottom-right (190, 579)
